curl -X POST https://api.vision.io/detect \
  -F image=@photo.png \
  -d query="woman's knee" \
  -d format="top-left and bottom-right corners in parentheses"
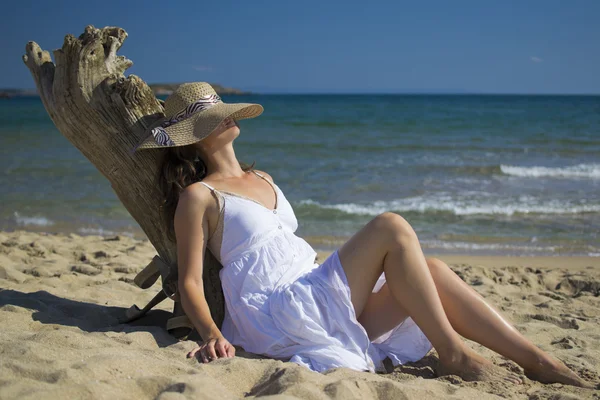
top-left (370, 212), bottom-right (418, 246)
top-left (426, 257), bottom-right (449, 278)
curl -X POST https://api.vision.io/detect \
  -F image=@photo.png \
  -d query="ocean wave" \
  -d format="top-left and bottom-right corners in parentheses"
top-left (500, 163), bottom-right (600, 179)
top-left (77, 227), bottom-right (134, 237)
top-left (241, 141), bottom-right (599, 156)
top-left (297, 196), bottom-right (600, 217)
top-left (421, 240), bottom-right (558, 253)
top-left (13, 212), bottom-right (54, 227)
top-left (410, 163), bottom-right (600, 179)
top-left (422, 240), bottom-right (600, 256)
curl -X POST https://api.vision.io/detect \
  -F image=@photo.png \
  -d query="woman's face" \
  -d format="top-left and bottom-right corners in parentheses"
top-left (213, 117), bottom-right (239, 137)
top-left (196, 117), bottom-right (240, 152)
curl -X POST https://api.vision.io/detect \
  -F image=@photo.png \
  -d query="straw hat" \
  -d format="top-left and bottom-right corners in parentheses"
top-left (132, 82), bottom-right (263, 151)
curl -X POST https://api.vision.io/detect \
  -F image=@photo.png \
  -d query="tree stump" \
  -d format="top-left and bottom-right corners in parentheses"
top-left (21, 25), bottom-right (224, 336)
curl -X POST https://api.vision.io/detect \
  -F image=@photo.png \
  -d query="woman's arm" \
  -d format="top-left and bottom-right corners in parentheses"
top-left (174, 185), bottom-right (235, 362)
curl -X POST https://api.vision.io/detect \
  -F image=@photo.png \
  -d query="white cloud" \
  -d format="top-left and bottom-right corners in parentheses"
top-left (192, 65), bottom-right (213, 72)
top-left (530, 56), bottom-right (543, 63)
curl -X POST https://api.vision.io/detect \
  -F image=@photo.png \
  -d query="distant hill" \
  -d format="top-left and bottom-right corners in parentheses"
top-left (0, 83), bottom-right (250, 98)
top-left (0, 88), bottom-right (38, 98)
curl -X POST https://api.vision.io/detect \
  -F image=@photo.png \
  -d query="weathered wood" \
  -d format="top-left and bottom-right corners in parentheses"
top-left (135, 256), bottom-right (168, 289)
top-left (124, 290), bottom-right (168, 323)
top-left (22, 25), bottom-right (225, 333)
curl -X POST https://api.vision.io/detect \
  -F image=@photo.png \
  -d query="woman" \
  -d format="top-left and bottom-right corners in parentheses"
top-left (133, 82), bottom-right (591, 387)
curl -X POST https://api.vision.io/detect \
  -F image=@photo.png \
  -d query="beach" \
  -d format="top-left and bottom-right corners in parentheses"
top-left (1, 230), bottom-right (598, 399)
top-left (1, 92), bottom-right (599, 398)
top-left (4, 0), bottom-right (599, 396)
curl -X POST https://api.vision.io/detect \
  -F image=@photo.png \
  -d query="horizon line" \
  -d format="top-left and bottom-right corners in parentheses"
top-left (239, 92), bottom-right (600, 96)
top-left (2, 88), bottom-right (600, 97)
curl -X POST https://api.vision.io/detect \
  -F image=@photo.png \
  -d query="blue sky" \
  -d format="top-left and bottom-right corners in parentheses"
top-left (2, 0), bottom-right (599, 94)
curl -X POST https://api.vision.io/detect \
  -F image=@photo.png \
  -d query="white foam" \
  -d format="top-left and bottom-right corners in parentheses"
top-left (13, 212), bottom-right (54, 227)
top-left (500, 163), bottom-right (600, 179)
top-left (78, 227), bottom-right (134, 237)
top-left (298, 195), bottom-right (600, 216)
top-left (421, 240), bottom-right (558, 253)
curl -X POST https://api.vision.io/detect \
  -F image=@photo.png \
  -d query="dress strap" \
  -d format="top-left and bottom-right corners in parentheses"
top-left (197, 181), bottom-right (224, 256)
top-left (199, 181), bottom-right (216, 191)
top-left (252, 170), bottom-right (272, 183)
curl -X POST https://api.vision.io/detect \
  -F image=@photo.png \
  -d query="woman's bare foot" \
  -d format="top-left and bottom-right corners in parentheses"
top-left (524, 356), bottom-right (594, 388)
top-left (438, 347), bottom-right (522, 384)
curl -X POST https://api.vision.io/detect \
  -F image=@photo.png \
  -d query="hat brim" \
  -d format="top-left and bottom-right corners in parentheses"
top-left (132, 102), bottom-right (264, 151)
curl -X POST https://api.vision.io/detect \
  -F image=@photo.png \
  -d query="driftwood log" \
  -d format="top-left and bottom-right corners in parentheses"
top-left (22, 25), bottom-right (224, 337)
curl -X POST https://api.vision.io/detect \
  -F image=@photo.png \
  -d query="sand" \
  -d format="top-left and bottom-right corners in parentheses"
top-left (0, 230), bottom-right (598, 399)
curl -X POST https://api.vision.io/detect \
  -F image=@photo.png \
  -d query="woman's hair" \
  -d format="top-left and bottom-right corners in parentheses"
top-left (158, 145), bottom-right (255, 242)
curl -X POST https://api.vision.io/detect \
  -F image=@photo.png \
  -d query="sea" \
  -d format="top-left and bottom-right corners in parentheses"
top-left (1, 94), bottom-right (599, 256)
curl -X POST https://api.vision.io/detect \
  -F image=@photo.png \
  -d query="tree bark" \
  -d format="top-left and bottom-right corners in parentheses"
top-left (21, 25), bottom-right (224, 331)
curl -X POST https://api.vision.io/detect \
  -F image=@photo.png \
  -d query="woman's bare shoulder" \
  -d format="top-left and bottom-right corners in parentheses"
top-left (180, 182), bottom-right (214, 203)
top-left (176, 182), bottom-right (215, 219)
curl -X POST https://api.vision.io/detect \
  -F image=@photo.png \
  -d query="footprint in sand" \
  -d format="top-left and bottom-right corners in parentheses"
top-left (550, 336), bottom-right (581, 349)
top-left (529, 314), bottom-right (580, 330)
top-left (71, 264), bottom-right (103, 276)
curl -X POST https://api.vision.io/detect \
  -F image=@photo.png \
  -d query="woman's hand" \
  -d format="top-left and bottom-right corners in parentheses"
top-left (187, 335), bottom-right (236, 363)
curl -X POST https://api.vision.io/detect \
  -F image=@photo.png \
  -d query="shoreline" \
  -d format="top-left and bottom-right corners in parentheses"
top-left (3, 227), bottom-right (599, 259)
top-left (317, 250), bottom-right (600, 269)
top-left (426, 254), bottom-right (600, 269)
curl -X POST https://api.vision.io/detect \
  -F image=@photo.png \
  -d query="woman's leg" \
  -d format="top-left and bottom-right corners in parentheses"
top-left (338, 212), bottom-right (520, 383)
top-left (357, 283), bottom-right (409, 341)
top-left (426, 257), bottom-right (591, 387)
top-left (358, 256), bottom-right (592, 387)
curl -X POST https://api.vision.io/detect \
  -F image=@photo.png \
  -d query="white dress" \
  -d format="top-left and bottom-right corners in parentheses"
top-left (199, 172), bottom-right (432, 373)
